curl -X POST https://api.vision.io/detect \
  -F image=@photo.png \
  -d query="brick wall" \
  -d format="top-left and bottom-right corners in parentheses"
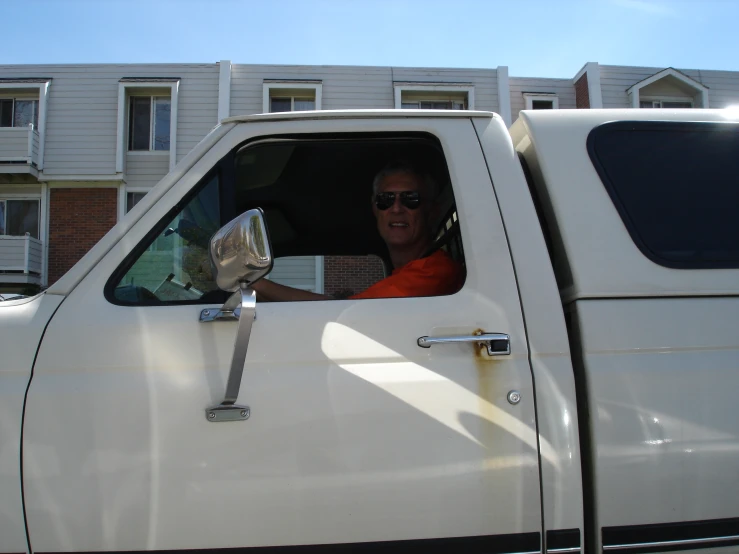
top-left (324, 255), bottom-right (386, 298)
top-left (575, 73), bottom-right (590, 109)
top-left (48, 188), bottom-right (118, 284)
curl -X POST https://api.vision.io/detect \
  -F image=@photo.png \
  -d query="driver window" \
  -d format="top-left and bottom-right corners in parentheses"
top-left (108, 134), bottom-right (465, 305)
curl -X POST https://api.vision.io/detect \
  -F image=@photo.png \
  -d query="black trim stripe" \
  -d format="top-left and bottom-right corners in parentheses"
top-left (603, 517), bottom-right (739, 554)
top-left (547, 529), bottom-right (581, 551)
top-left (37, 532), bottom-right (540, 554)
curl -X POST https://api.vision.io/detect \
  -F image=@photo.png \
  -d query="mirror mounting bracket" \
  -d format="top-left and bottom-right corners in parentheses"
top-left (199, 290), bottom-right (256, 323)
top-left (204, 283), bottom-right (256, 422)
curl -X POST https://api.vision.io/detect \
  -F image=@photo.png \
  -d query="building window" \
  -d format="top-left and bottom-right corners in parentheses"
top-left (0, 199), bottom-right (39, 239)
top-left (401, 99), bottom-right (466, 110)
top-left (117, 79), bottom-right (179, 174)
top-left (128, 96), bottom-right (171, 151)
top-left (270, 96), bottom-right (316, 112)
top-left (639, 98), bottom-right (693, 108)
top-left (394, 84), bottom-right (475, 110)
top-left (263, 82), bottom-right (322, 113)
top-left (126, 191), bottom-right (147, 212)
top-left (0, 98), bottom-right (39, 128)
top-left (524, 94), bottom-right (559, 110)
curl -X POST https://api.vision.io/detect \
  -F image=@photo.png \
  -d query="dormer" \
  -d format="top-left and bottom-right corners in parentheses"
top-left (627, 68), bottom-right (709, 109)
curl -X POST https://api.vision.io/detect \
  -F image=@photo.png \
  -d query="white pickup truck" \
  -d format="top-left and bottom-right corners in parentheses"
top-left (2, 109), bottom-right (738, 554)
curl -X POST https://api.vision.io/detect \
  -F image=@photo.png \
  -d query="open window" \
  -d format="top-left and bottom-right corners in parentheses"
top-left (108, 133), bottom-right (465, 305)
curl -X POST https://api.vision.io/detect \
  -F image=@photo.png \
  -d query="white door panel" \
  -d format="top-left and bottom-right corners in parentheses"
top-left (0, 294), bottom-right (62, 554)
top-left (23, 118), bottom-right (542, 551)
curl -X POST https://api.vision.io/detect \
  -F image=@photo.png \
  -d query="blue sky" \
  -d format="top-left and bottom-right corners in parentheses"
top-left (5, 0), bottom-right (739, 77)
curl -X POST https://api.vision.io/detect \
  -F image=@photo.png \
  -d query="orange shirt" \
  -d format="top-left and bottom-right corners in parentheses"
top-left (350, 250), bottom-right (464, 300)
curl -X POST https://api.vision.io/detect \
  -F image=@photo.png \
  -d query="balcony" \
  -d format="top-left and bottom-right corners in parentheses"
top-left (0, 235), bottom-right (42, 285)
top-left (0, 125), bottom-right (40, 181)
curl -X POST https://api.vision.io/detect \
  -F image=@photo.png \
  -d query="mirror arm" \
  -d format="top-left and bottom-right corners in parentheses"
top-left (223, 283), bottom-right (256, 405)
top-left (205, 282), bottom-right (256, 422)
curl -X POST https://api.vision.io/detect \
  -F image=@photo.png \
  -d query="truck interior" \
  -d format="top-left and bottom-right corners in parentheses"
top-left (233, 133), bottom-right (462, 266)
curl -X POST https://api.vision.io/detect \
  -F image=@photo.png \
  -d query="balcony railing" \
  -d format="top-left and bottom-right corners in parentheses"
top-left (0, 235), bottom-right (42, 285)
top-left (0, 125), bottom-right (40, 168)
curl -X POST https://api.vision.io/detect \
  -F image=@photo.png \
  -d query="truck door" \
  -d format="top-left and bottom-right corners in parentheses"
top-left (22, 117), bottom-right (543, 552)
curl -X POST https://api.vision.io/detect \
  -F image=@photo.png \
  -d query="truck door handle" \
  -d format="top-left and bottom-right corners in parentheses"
top-left (417, 333), bottom-right (511, 356)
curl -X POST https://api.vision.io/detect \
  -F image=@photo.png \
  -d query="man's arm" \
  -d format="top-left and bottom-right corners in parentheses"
top-left (251, 278), bottom-right (330, 302)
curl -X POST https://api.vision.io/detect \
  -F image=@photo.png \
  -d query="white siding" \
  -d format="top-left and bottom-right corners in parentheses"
top-left (0, 236), bottom-right (42, 273)
top-left (0, 238), bottom-right (25, 269)
top-left (125, 154), bottom-right (169, 188)
top-left (0, 184), bottom-right (42, 195)
top-left (693, 69), bottom-right (739, 108)
top-left (31, 129), bottom-right (39, 164)
top-left (269, 256), bottom-right (317, 291)
top-left (231, 64), bottom-right (500, 114)
top-left (0, 63), bottom-right (219, 176)
top-left (28, 238), bottom-right (42, 270)
top-left (231, 64), bottom-right (394, 114)
top-left (509, 77), bottom-right (576, 122)
top-left (599, 65), bottom-right (659, 108)
top-left (0, 128), bottom-right (31, 160)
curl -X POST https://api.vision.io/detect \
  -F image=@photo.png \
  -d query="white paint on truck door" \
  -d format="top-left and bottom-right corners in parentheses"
top-left (22, 117), bottom-right (543, 551)
top-left (0, 294), bottom-right (62, 554)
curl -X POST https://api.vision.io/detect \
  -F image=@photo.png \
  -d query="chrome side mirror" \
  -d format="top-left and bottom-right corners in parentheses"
top-left (209, 208), bottom-right (273, 292)
top-left (203, 208), bottom-right (272, 423)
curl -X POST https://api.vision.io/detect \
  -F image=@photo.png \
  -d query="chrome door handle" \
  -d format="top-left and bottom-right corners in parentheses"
top-left (417, 333), bottom-right (511, 356)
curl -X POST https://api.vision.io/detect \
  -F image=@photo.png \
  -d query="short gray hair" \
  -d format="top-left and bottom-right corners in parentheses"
top-left (371, 160), bottom-right (438, 200)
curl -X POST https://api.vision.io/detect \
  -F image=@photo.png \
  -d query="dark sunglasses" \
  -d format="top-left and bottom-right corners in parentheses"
top-left (374, 191), bottom-right (421, 211)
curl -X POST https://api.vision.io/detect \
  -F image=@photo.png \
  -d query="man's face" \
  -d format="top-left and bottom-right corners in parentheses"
top-left (373, 171), bottom-right (431, 251)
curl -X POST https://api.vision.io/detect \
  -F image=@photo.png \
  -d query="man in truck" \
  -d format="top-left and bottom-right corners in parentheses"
top-left (251, 161), bottom-right (464, 301)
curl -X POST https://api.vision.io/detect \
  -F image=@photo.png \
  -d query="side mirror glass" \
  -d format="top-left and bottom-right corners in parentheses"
top-left (209, 208), bottom-right (273, 292)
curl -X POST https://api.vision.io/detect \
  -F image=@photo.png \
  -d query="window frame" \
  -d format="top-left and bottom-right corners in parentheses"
top-left (127, 95), bottom-right (172, 152)
top-left (125, 190), bottom-right (149, 213)
top-left (0, 196), bottom-right (41, 238)
top-left (116, 80), bottom-right (179, 174)
top-left (523, 93), bottom-right (559, 110)
top-left (262, 81), bottom-right (322, 114)
top-left (0, 80), bottom-right (50, 170)
top-left (0, 97), bottom-right (40, 128)
top-left (394, 83), bottom-right (475, 110)
top-left (106, 131), bottom-right (462, 305)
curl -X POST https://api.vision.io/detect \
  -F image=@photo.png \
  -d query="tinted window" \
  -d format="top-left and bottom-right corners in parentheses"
top-left (588, 121), bottom-right (739, 268)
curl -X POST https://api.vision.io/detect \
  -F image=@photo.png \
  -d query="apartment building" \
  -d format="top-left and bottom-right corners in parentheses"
top-left (1, 60), bottom-right (737, 293)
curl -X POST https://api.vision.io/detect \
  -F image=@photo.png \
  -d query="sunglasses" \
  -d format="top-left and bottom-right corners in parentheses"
top-left (374, 191), bottom-right (421, 211)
